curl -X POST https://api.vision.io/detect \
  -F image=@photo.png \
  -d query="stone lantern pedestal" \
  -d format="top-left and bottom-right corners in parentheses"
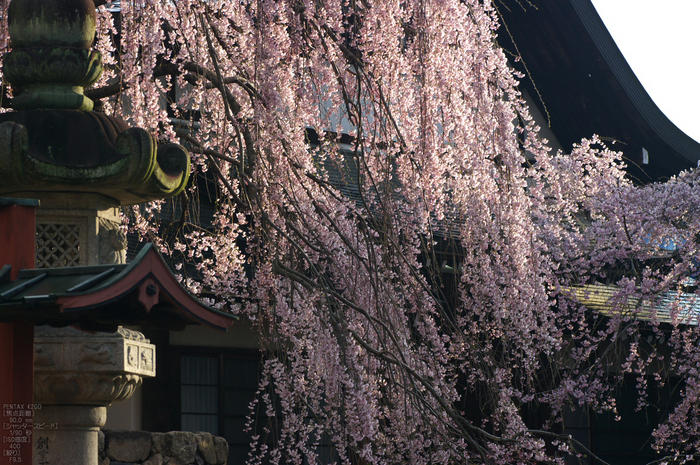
top-left (33, 327), bottom-right (155, 465)
top-left (0, 1), bottom-right (235, 464)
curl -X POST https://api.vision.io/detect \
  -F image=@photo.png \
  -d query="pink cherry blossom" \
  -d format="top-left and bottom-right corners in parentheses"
top-left (5, 0), bottom-right (700, 463)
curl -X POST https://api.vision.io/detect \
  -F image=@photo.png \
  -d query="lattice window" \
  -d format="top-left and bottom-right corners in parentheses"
top-left (36, 223), bottom-right (81, 268)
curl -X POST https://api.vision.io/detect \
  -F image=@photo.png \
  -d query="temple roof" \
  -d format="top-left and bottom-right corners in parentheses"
top-left (0, 243), bottom-right (238, 331)
top-left (498, 0), bottom-right (700, 182)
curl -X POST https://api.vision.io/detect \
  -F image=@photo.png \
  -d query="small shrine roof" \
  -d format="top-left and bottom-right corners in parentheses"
top-left (0, 243), bottom-right (237, 331)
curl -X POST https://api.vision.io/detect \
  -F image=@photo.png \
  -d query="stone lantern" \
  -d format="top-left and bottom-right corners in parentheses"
top-left (0, 0), bottom-right (189, 267)
top-left (0, 2), bottom-right (236, 465)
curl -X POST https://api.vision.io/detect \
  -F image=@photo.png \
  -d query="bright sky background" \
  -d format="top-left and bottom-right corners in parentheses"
top-left (589, 1), bottom-right (700, 143)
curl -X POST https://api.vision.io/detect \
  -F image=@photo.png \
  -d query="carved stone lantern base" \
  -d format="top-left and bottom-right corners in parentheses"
top-left (33, 326), bottom-right (155, 465)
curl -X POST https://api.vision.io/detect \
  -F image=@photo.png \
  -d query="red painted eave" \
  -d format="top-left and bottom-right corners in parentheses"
top-left (54, 243), bottom-right (237, 331)
top-left (0, 243), bottom-right (237, 331)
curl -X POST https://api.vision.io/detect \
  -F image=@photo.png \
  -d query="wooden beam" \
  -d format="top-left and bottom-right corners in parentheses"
top-left (0, 198), bottom-right (39, 465)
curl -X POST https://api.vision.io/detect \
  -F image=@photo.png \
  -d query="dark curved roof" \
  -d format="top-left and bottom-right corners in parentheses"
top-left (497, 0), bottom-right (700, 181)
top-left (0, 243), bottom-right (238, 331)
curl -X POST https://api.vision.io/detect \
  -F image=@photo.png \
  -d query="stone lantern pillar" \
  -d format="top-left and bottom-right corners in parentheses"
top-left (0, 1), bottom-right (192, 465)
